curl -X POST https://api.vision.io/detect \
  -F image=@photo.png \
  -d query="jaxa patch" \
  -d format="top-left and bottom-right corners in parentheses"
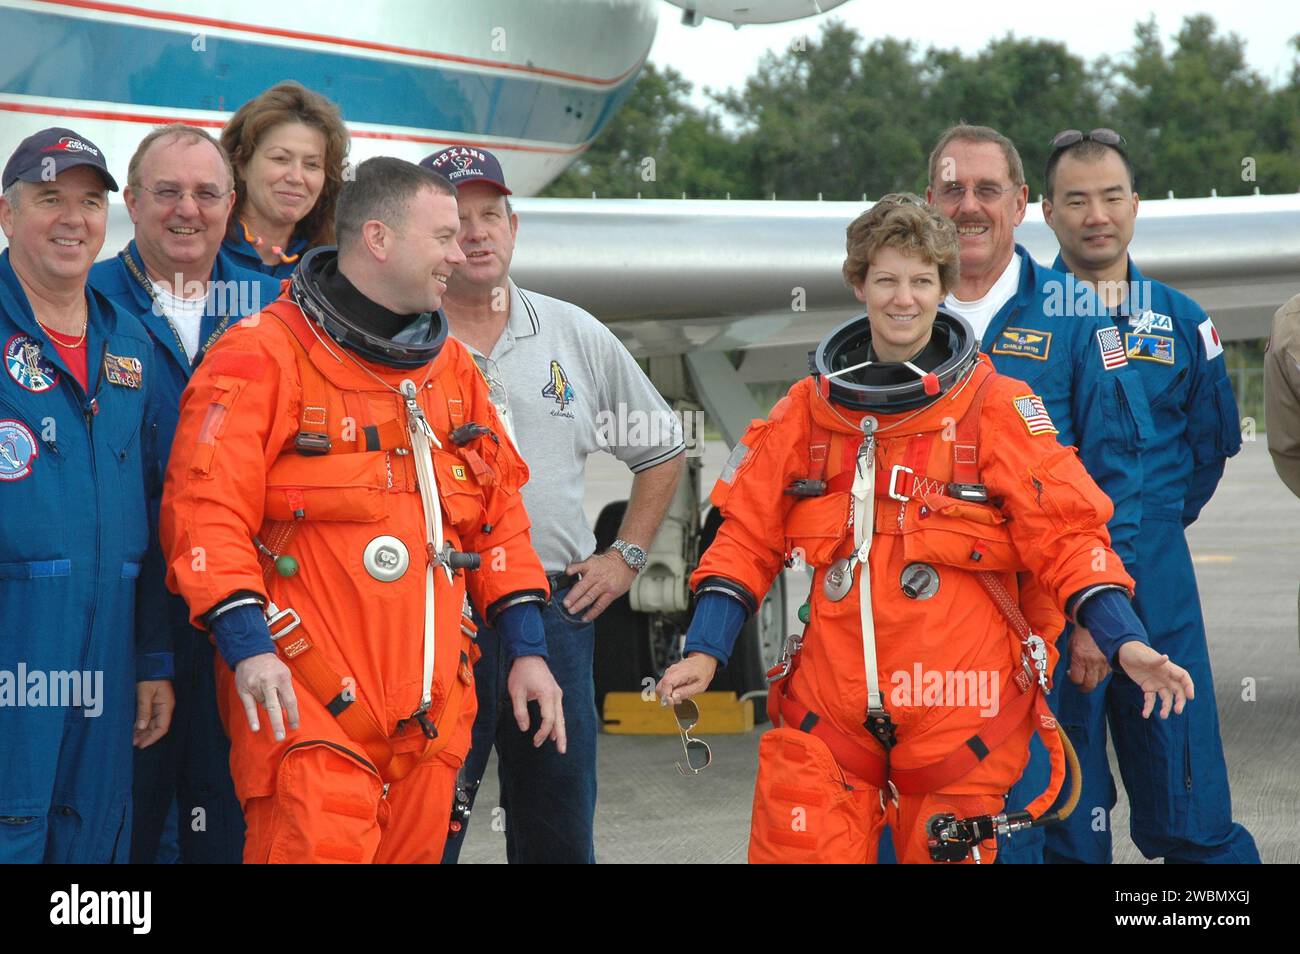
top-left (991, 327), bottom-right (1051, 360)
top-left (0, 419), bottom-right (38, 481)
top-left (1129, 310), bottom-right (1173, 334)
top-left (103, 352), bottom-right (143, 389)
top-left (1013, 395), bottom-right (1058, 436)
top-left (4, 334), bottom-right (59, 393)
top-left (451, 464), bottom-right (467, 481)
top-left (1096, 326), bottom-right (1128, 370)
top-left (1126, 333), bottom-right (1175, 365)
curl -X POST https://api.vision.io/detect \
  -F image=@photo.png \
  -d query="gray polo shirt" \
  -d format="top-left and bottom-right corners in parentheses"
top-left (459, 281), bottom-right (684, 573)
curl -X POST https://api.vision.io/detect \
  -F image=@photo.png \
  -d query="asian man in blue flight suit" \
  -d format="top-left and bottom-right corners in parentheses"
top-left (89, 124), bottom-right (280, 864)
top-left (1037, 129), bottom-right (1258, 863)
top-left (0, 127), bottom-right (173, 863)
top-left (922, 124), bottom-right (1154, 865)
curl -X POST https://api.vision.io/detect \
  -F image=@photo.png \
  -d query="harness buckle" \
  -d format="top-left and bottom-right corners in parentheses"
top-left (864, 707), bottom-right (898, 751)
top-left (887, 465), bottom-right (914, 502)
top-left (405, 701), bottom-right (439, 740)
top-left (265, 604), bottom-right (302, 641)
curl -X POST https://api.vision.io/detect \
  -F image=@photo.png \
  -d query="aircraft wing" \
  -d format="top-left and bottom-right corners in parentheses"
top-left (508, 194), bottom-right (1300, 378)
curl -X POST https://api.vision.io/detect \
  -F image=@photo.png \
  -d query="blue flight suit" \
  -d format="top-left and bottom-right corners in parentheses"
top-left (220, 229), bottom-right (309, 279)
top-left (0, 249), bottom-right (165, 863)
top-left (1038, 254), bottom-right (1258, 863)
top-left (975, 247), bottom-right (1154, 864)
top-left (89, 243), bottom-right (280, 864)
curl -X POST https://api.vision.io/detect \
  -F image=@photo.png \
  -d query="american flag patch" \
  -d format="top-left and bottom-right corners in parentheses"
top-left (1096, 326), bottom-right (1128, 369)
top-left (1014, 395), bottom-right (1058, 436)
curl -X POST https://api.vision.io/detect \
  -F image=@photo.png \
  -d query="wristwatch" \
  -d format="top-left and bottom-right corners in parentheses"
top-left (609, 538), bottom-right (648, 572)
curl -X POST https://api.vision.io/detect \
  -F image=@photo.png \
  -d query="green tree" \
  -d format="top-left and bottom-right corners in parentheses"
top-left (1109, 16), bottom-right (1283, 197)
top-left (718, 25), bottom-right (934, 199)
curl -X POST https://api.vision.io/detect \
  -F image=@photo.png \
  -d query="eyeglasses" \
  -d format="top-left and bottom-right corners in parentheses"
top-left (137, 184), bottom-right (231, 207)
top-left (934, 183), bottom-right (1016, 206)
top-left (671, 698), bottom-right (712, 776)
top-left (1048, 128), bottom-right (1127, 155)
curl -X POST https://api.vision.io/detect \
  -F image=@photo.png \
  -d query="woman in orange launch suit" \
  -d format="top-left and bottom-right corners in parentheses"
top-left (657, 194), bottom-right (1194, 864)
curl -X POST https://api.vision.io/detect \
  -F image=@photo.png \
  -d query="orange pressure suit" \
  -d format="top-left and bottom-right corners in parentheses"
top-left (694, 353), bottom-right (1134, 864)
top-left (161, 290), bottom-right (547, 864)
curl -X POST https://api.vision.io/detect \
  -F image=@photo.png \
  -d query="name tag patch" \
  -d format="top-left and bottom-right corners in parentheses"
top-left (1125, 333), bottom-right (1175, 365)
top-left (990, 327), bottom-right (1051, 360)
top-left (104, 353), bottom-right (143, 389)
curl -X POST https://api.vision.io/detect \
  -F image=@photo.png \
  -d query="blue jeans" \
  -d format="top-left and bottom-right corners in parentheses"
top-left (441, 587), bottom-right (598, 864)
top-left (131, 630), bottom-right (245, 864)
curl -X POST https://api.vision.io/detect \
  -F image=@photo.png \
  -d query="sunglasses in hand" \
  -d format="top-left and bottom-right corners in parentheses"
top-left (670, 697), bottom-right (713, 776)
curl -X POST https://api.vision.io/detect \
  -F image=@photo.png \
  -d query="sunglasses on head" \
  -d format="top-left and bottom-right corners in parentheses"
top-left (1049, 128), bottom-right (1127, 154)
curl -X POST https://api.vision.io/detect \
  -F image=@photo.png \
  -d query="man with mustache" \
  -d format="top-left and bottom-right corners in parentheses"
top-left (923, 124), bottom-right (1153, 864)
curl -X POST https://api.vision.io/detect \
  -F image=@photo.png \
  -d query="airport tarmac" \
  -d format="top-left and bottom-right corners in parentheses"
top-left (457, 436), bottom-right (1300, 864)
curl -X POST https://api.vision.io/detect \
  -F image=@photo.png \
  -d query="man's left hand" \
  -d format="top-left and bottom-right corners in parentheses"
top-left (134, 679), bottom-right (175, 749)
top-left (562, 550), bottom-right (637, 622)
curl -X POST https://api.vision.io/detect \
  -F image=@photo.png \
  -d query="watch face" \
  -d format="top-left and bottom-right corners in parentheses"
top-left (615, 541), bottom-right (647, 568)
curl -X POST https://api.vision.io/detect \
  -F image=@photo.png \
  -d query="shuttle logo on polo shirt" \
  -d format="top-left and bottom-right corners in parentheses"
top-left (542, 359), bottom-right (575, 412)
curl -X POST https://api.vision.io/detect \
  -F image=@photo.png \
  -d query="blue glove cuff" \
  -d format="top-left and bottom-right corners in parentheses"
top-left (210, 603), bottom-right (276, 670)
top-left (498, 601), bottom-right (548, 662)
top-left (682, 591), bottom-right (749, 667)
top-left (1076, 588), bottom-right (1149, 665)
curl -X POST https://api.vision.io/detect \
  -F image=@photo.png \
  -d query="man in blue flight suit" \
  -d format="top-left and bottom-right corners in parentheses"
top-left (89, 124), bottom-right (280, 864)
top-left (0, 127), bottom-right (173, 863)
top-left (1038, 129), bottom-right (1258, 863)
top-left (923, 124), bottom-right (1154, 865)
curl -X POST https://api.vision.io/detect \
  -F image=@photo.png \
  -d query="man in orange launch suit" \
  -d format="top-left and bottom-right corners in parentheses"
top-left (161, 158), bottom-right (564, 863)
top-left (658, 194), bottom-right (1194, 863)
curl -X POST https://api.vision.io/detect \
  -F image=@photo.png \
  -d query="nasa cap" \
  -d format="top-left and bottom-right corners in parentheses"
top-left (3, 127), bottom-right (119, 192)
top-left (420, 146), bottom-right (512, 195)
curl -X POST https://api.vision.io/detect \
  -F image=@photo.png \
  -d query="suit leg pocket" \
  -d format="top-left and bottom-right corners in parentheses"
top-left (748, 727), bottom-right (870, 864)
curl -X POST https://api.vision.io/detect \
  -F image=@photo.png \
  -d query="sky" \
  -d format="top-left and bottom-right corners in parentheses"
top-left (649, 0), bottom-right (1299, 107)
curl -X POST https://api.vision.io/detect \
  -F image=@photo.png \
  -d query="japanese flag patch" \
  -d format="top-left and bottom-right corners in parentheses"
top-left (1096, 326), bottom-right (1128, 369)
top-left (1014, 395), bottom-right (1058, 436)
top-left (1199, 317), bottom-right (1224, 360)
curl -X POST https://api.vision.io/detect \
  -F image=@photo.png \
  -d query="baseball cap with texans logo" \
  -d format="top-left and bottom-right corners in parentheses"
top-left (419, 146), bottom-right (512, 195)
top-left (3, 127), bottom-right (119, 192)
